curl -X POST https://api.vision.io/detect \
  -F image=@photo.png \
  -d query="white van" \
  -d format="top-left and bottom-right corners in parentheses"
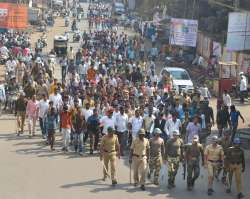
top-left (113, 2), bottom-right (125, 15)
top-left (160, 67), bottom-right (194, 93)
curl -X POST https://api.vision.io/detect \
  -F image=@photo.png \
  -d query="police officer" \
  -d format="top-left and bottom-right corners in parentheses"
top-left (204, 135), bottom-right (224, 196)
top-left (217, 129), bottom-right (232, 184)
top-left (226, 138), bottom-right (245, 199)
top-left (148, 128), bottom-right (165, 185)
top-left (100, 127), bottom-right (120, 185)
top-left (184, 135), bottom-right (204, 191)
top-left (129, 128), bottom-right (150, 190)
top-left (165, 130), bottom-right (183, 189)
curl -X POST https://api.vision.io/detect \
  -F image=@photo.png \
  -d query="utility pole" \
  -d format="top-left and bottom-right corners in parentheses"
top-left (234, 0), bottom-right (240, 10)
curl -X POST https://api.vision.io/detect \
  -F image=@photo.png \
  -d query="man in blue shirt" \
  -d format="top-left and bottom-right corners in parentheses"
top-left (87, 108), bottom-right (100, 154)
top-left (230, 105), bottom-right (245, 142)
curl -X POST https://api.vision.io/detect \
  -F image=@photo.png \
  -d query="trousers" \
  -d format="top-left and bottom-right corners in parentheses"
top-left (73, 132), bottom-right (84, 152)
top-left (62, 128), bottom-right (71, 149)
top-left (16, 111), bottom-right (25, 132)
top-left (149, 156), bottom-right (162, 182)
top-left (187, 159), bottom-right (200, 187)
top-left (27, 116), bottom-right (37, 135)
top-left (89, 130), bottom-right (99, 151)
top-left (133, 156), bottom-right (147, 185)
top-left (103, 153), bottom-right (117, 181)
top-left (227, 163), bottom-right (242, 193)
top-left (167, 157), bottom-right (180, 185)
top-left (207, 161), bottom-right (220, 189)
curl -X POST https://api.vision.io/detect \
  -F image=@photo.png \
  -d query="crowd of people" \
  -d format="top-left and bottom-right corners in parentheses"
top-left (0, 2), bottom-right (247, 199)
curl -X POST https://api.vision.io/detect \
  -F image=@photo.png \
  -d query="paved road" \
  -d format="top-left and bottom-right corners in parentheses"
top-left (0, 3), bottom-right (250, 199)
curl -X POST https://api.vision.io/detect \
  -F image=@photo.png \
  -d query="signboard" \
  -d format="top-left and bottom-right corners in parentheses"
top-left (169, 18), bottom-right (198, 47)
top-left (0, 3), bottom-right (28, 29)
top-left (226, 12), bottom-right (250, 51)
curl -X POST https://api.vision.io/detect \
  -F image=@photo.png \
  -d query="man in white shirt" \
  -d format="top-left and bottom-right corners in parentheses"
top-left (222, 90), bottom-right (231, 107)
top-left (239, 74), bottom-right (247, 103)
top-left (115, 106), bottom-right (128, 156)
top-left (38, 94), bottom-right (49, 139)
top-left (165, 113), bottom-right (182, 138)
top-left (0, 45), bottom-right (9, 57)
top-left (49, 89), bottom-right (63, 111)
top-left (6, 57), bottom-right (17, 74)
top-left (82, 102), bottom-right (93, 121)
top-left (128, 109), bottom-right (143, 140)
top-left (143, 108), bottom-right (155, 138)
top-left (100, 109), bottom-right (115, 135)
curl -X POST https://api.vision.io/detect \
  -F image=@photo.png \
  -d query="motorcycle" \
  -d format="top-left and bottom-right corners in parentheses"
top-left (6, 90), bottom-right (18, 114)
top-left (73, 31), bottom-right (81, 42)
top-left (65, 19), bottom-right (69, 27)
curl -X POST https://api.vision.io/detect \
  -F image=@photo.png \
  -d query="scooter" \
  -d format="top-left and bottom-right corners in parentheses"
top-left (73, 31), bottom-right (81, 42)
top-left (65, 19), bottom-right (69, 27)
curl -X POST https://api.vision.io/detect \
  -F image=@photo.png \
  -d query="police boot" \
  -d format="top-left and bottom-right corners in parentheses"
top-left (147, 171), bottom-right (151, 179)
top-left (112, 180), bottom-right (117, 186)
top-left (191, 178), bottom-right (195, 187)
top-left (187, 181), bottom-right (192, 191)
top-left (167, 179), bottom-right (172, 189)
top-left (237, 193), bottom-right (244, 199)
top-left (140, 185), bottom-right (145, 191)
top-left (207, 188), bottom-right (213, 196)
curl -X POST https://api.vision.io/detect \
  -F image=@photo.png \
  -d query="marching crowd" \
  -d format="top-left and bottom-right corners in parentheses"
top-left (0, 2), bottom-right (247, 199)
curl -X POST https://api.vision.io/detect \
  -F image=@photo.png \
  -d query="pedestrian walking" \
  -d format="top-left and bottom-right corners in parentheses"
top-left (216, 105), bottom-right (231, 137)
top-left (226, 138), bottom-right (245, 199)
top-left (38, 94), bottom-right (49, 139)
top-left (148, 128), bottom-right (165, 185)
top-left (217, 129), bottom-right (232, 183)
top-left (72, 105), bottom-right (85, 155)
top-left (230, 105), bottom-right (244, 142)
top-left (87, 108), bottom-right (100, 154)
top-left (204, 136), bottom-right (224, 196)
top-left (184, 135), bottom-right (204, 191)
top-left (185, 116), bottom-right (201, 144)
top-left (129, 128), bottom-right (150, 190)
top-left (26, 95), bottom-right (39, 137)
top-left (60, 105), bottom-right (72, 152)
top-left (165, 130), bottom-right (183, 189)
top-left (115, 106), bottom-right (129, 156)
top-left (100, 127), bottom-right (120, 185)
top-left (15, 92), bottom-right (26, 135)
top-left (239, 73), bottom-right (247, 104)
top-left (46, 107), bottom-right (57, 150)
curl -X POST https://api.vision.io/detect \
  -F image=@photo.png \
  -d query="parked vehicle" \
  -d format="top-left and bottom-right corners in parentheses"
top-left (73, 31), bottom-right (81, 42)
top-left (28, 8), bottom-right (41, 25)
top-left (54, 35), bottom-right (68, 56)
top-left (160, 67), bottom-right (194, 93)
top-left (113, 2), bottom-right (125, 15)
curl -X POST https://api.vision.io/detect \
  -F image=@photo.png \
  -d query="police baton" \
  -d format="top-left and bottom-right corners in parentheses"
top-left (101, 160), bottom-right (111, 179)
top-left (129, 162), bottom-right (132, 184)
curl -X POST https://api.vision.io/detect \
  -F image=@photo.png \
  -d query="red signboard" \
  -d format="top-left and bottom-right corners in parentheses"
top-left (0, 3), bottom-right (28, 29)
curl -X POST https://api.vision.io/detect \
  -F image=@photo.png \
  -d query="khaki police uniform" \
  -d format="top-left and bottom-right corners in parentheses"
top-left (226, 146), bottom-right (245, 194)
top-left (100, 134), bottom-right (119, 181)
top-left (204, 144), bottom-right (224, 189)
top-left (218, 137), bottom-right (231, 182)
top-left (130, 137), bottom-right (150, 185)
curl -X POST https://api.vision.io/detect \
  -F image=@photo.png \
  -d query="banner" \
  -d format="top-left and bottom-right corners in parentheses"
top-left (169, 18), bottom-right (198, 47)
top-left (226, 12), bottom-right (250, 51)
top-left (0, 3), bottom-right (28, 29)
